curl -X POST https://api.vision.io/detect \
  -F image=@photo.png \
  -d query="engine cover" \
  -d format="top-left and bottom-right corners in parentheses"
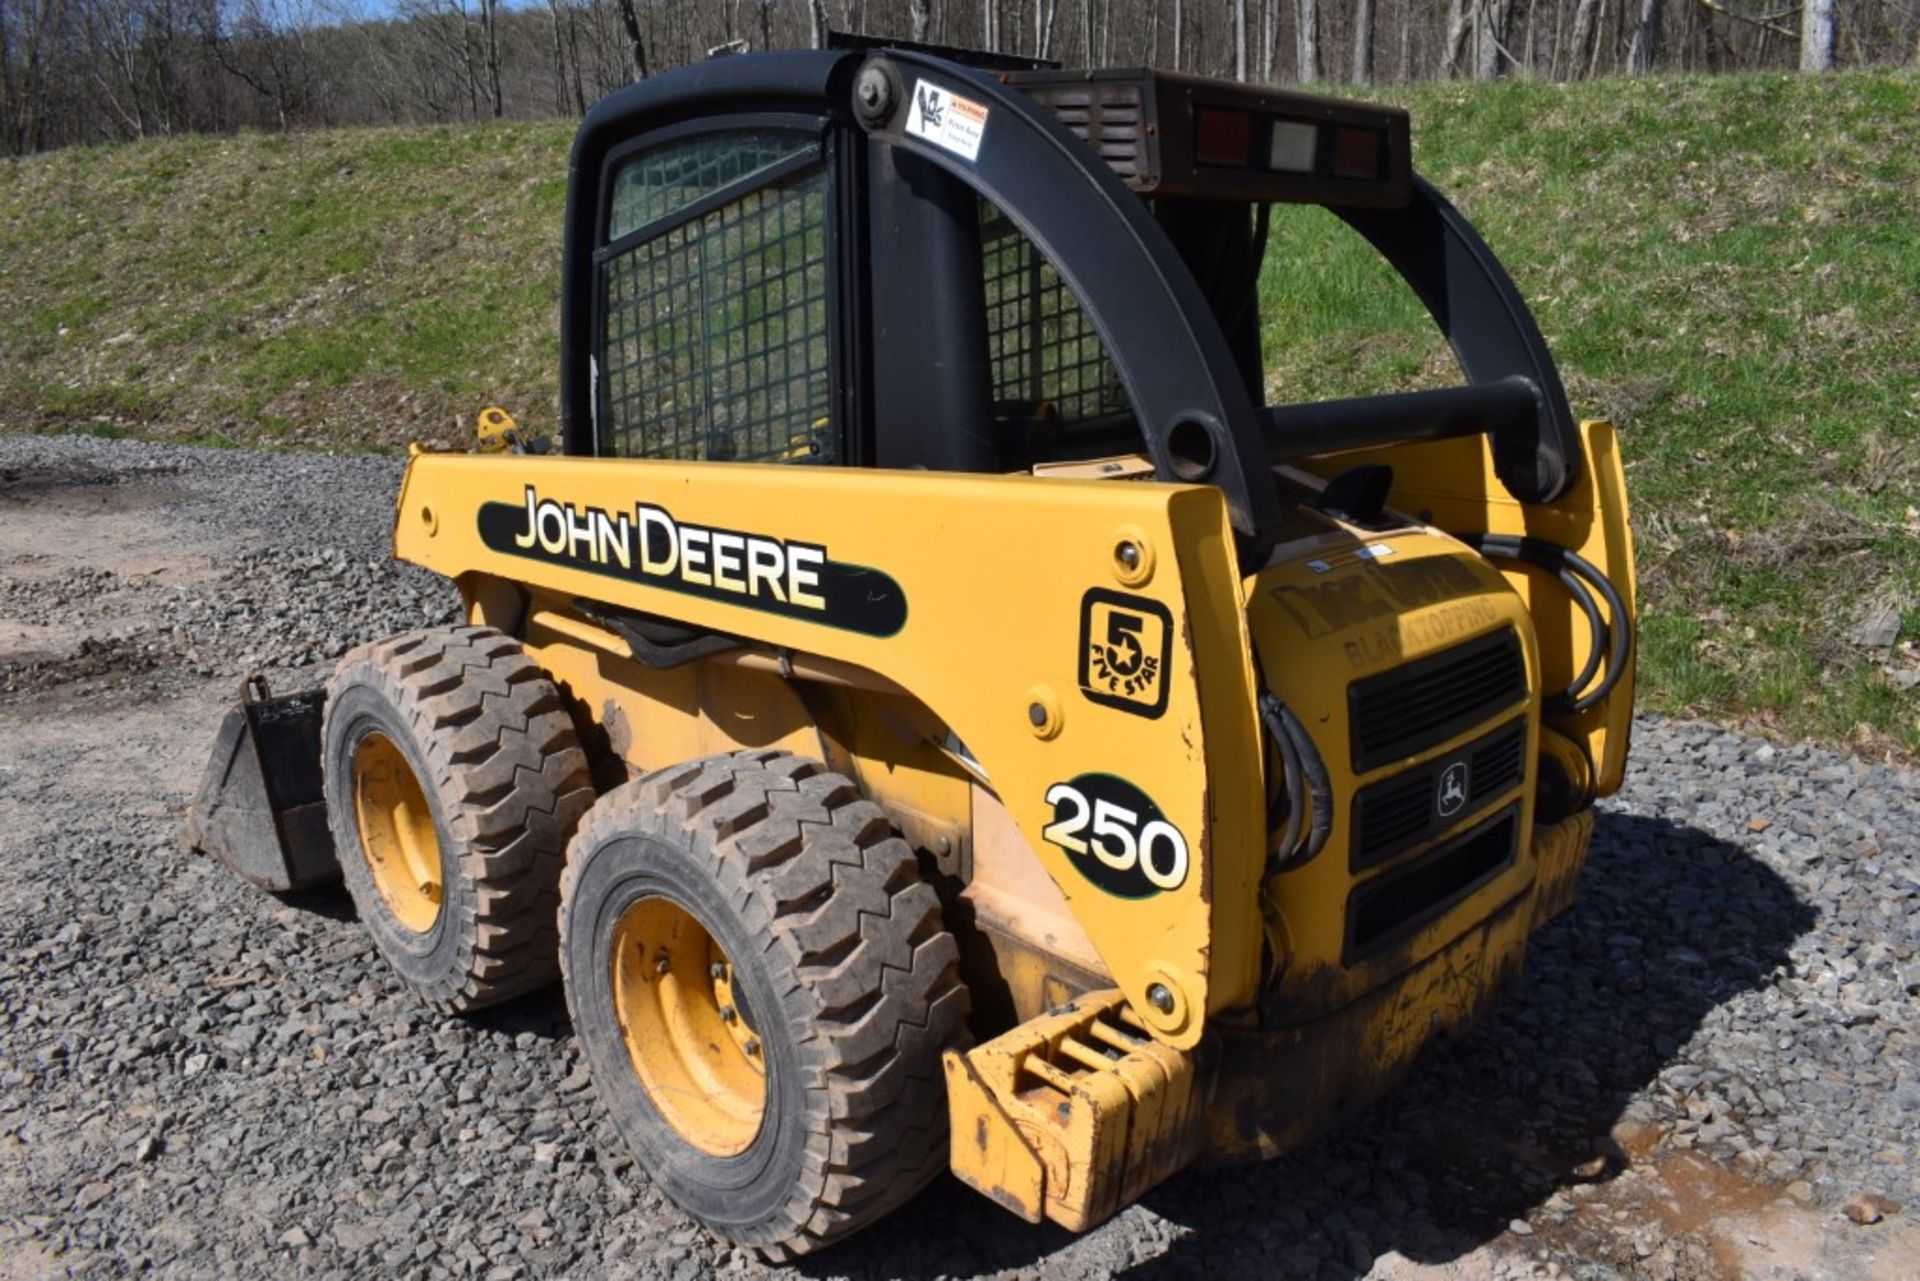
top-left (1245, 501), bottom-right (1543, 1022)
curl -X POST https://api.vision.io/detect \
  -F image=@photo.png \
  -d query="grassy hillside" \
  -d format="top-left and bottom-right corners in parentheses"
top-left (2, 71), bottom-right (1916, 753)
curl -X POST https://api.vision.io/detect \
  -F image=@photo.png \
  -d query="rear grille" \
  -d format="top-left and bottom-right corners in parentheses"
top-left (1346, 805), bottom-right (1520, 961)
top-left (1347, 628), bottom-right (1526, 773)
top-left (1019, 82), bottom-right (1147, 180)
top-left (1349, 718), bottom-right (1528, 872)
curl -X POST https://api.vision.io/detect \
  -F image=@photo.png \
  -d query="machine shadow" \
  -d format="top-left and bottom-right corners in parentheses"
top-left (809, 809), bottom-right (1815, 1280)
top-left (273, 881), bottom-right (358, 923)
top-left (270, 883), bottom-right (577, 1039)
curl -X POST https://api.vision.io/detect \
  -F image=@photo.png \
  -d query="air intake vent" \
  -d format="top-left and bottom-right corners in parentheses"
top-left (1350, 718), bottom-right (1528, 872)
top-left (1015, 81), bottom-right (1148, 180)
top-left (1346, 805), bottom-right (1520, 961)
top-left (1347, 628), bottom-right (1526, 774)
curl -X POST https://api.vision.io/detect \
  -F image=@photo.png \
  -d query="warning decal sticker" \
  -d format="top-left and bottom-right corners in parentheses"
top-left (904, 81), bottom-right (989, 161)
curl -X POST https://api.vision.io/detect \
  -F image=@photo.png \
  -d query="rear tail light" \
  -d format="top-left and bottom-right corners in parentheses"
top-left (1331, 126), bottom-right (1385, 180)
top-left (1194, 108), bottom-right (1254, 166)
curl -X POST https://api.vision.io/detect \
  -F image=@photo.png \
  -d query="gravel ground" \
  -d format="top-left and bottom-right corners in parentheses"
top-left (1, 433), bottom-right (1915, 1281)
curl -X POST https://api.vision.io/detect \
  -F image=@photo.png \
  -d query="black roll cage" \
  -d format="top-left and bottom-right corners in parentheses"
top-left (560, 48), bottom-right (1581, 569)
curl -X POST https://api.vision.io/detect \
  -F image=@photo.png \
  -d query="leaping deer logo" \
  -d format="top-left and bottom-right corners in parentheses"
top-left (1436, 762), bottom-right (1469, 818)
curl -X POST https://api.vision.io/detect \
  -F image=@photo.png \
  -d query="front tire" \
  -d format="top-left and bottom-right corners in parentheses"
top-left (560, 750), bottom-right (970, 1258)
top-left (323, 625), bottom-right (594, 1011)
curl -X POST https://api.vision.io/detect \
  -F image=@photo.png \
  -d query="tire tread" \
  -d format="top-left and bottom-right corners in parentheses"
top-left (326, 624), bottom-right (594, 1011)
top-left (559, 750), bottom-right (968, 1258)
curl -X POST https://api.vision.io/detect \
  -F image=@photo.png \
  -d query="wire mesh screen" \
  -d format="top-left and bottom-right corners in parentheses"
top-left (980, 204), bottom-right (1127, 426)
top-left (607, 128), bottom-right (816, 242)
top-left (600, 164), bottom-right (833, 464)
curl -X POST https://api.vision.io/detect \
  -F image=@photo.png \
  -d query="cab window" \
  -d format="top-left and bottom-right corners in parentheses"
top-left (598, 127), bottom-right (834, 464)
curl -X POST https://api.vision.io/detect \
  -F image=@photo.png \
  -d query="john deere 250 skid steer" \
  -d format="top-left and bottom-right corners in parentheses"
top-left (187, 37), bottom-right (1635, 1258)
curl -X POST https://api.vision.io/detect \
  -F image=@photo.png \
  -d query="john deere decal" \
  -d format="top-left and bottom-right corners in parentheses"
top-left (480, 486), bottom-right (907, 637)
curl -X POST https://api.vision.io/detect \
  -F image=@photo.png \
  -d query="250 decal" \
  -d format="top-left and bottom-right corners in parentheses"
top-left (1041, 774), bottom-right (1189, 897)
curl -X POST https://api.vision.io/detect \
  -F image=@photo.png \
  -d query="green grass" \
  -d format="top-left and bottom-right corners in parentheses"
top-left (0, 121), bottom-right (574, 452)
top-left (1, 71), bottom-right (1915, 752)
top-left (1258, 71), bottom-right (1920, 756)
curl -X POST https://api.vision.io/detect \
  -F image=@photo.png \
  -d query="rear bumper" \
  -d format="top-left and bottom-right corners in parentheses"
top-left (945, 809), bottom-right (1595, 1224)
top-left (1208, 806), bottom-right (1592, 1163)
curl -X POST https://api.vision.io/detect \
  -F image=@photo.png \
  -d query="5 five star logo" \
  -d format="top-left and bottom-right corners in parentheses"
top-left (1078, 589), bottom-right (1173, 719)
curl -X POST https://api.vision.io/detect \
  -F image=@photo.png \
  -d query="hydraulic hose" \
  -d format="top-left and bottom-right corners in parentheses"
top-left (1260, 690), bottom-right (1305, 861)
top-left (1259, 688), bottom-right (1333, 871)
top-left (1456, 533), bottom-right (1632, 716)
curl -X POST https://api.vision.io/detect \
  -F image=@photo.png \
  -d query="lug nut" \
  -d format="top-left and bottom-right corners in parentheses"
top-left (1028, 701), bottom-right (1048, 728)
top-left (654, 955), bottom-right (671, 975)
top-left (744, 1038), bottom-right (761, 1056)
top-left (709, 962), bottom-right (726, 980)
top-left (719, 1006), bottom-right (736, 1023)
top-left (1146, 983), bottom-right (1175, 1014)
top-left (1116, 540), bottom-right (1141, 570)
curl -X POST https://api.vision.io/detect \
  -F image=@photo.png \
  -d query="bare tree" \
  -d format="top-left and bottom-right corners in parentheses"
top-left (1565, 0), bottom-right (1599, 77)
top-left (1802, 0), bottom-right (1835, 67)
top-left (1626, 0), bottom-right (1662, 70)
top-left (1475, 0), bottom-right (1514, 77)
top-left (1351, 0), bottom-right (1374, 81)
top-left (1, 0), bottom-right (65, 154)
top-left (479, 0), bottom-right (501, 115)
top-left (12, 0), bottom-right (1920, 160)
top-left (1444, 0), bottom-right (1473, 75)
top-left (1295, 0), bottom-right (1319, 80)
top-left (614, 0), bottom-right (648, 77)
top-left (1034, 0), bottom-right (1059, 57)
top-left (201, 0), bottom-right (325, 130)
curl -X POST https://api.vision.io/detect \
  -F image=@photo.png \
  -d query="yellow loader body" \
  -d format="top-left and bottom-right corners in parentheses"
top-left (189, 48), bottom-right (1638, 1256)
top-left (390, 414), bottom-right (1633, 1227)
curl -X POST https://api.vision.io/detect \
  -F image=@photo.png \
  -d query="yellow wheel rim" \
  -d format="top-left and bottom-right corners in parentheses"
top-left (350, 731), bottom-right (443, 934)
top-left (610, 896), bottom-right (767, 1156)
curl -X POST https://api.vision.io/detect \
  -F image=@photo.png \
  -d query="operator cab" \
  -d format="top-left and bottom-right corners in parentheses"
top-left (560, 39), bottom-right (1584, 571)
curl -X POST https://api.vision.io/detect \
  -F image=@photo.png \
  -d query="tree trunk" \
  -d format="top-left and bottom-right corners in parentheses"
top-left (1173, 0), bottom-right (1184, 68)
top-left (1568, 0), bottom-right (1598, 74)
top-left (1627, 0), bottom-right (1663, 71)
top-left (1800, 0), bottom-right (1834, 69)
top-left (1443, 0), bottom-right (1472, 76)
top-left (910, 0), bottom-right (931, 42)
top-left (1474, 0), bottom-right (1512, 78)
top-left (1035, 0), bottom-right (1058, 58)
top-left (564, 2), bottom-right (587, 111)
top-left (616, 0), bottom-right (650, 79)
top-left (1233, 0), bottom-right (1247, 78)
top-left (1351, 0), bottom-right (1374, 82)
top-left (479, 0), bottom-right (503, 117)
top-left (547, 1), bottom-right (566, 115)
top-left (1295, 0), bottom-right (1318, 81)
top-left (810, 0), bottom-right (830, 48)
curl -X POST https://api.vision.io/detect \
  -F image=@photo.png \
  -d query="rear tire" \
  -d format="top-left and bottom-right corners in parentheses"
top-left (323, 625), bottom-right (594, 1011)
top-left (560, 750), bottom-right (969, 1258)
